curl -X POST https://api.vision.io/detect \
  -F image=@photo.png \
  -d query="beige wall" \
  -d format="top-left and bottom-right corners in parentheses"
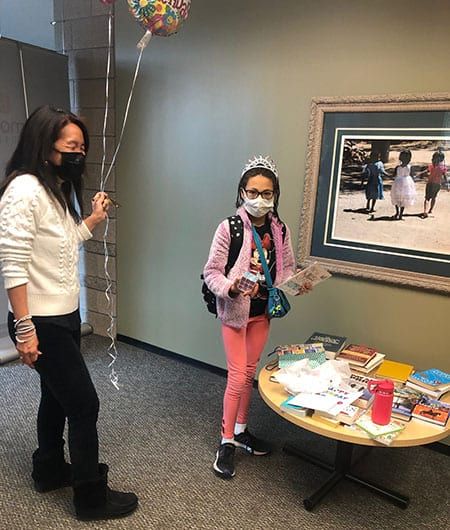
top-left (115, 1), bottom-right (450, 374)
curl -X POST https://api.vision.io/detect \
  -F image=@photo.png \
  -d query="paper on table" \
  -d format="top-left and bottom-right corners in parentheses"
top-left (289, 386), bottom-right (363, 415)
top-left (278, 262), bottom-right (331, 296)
top-left (289, 393), bottom-right (338, 412)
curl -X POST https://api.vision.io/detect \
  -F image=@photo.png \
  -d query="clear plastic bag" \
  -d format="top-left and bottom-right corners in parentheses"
top-left (273, 359), bottom-right (352, 395)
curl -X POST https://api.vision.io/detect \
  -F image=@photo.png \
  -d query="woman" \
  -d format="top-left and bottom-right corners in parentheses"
top-left (203, 155), bottom-right (310, 479)
top-left (0, 106), bottom-right (138, 520)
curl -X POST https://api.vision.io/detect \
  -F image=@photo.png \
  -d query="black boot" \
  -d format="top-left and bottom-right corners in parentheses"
top-left (73, 464), bottom-right (138, 521)
top-left (32, 449), bottom-right (72, 493)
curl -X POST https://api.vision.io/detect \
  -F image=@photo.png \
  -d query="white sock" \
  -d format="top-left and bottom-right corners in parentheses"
top-left (221, 437), bottom-right (235, 445)
top-left (234, 423), bottom-right (247, 436)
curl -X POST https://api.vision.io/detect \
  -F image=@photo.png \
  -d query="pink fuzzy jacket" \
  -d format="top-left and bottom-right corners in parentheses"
top-left (203, 207), bottom-right (295, 329)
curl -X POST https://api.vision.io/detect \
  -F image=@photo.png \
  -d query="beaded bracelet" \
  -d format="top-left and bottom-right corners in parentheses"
top-left (14, 316), bottom-right (36, 344)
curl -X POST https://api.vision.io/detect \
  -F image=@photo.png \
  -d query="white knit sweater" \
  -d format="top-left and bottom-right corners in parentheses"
top-left (0, 174), bottom-right (92, 316)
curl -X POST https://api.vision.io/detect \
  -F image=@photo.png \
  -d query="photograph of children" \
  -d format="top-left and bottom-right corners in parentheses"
top-left (332, 137), bottom-right (450, 256)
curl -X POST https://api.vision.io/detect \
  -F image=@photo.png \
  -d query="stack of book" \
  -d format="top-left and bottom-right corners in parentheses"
top-left (304, 331), bottom-right (347, 360)
top-left (280, 395), bottom-right (313, 418)
top-left (391, 386), bottom-right (422, 422)
top-left (347, 373), bottom-right (376, 409)
top-left (276, 343), bottom-right (327, 369)
top-left (411, 395), bottom-right (450, 427)
top-left (355, 415), bottom-right (406, 446)
top-left (336, 344), bottom-right (385, 374)
top-left (406, 368), bottom-right (450, 399)
top-left (313, 403), bottom-right (366, 427)
top-left (285, 385), bottom-right (363, 418)
top-left (375, 360), bottom-right (414, 383)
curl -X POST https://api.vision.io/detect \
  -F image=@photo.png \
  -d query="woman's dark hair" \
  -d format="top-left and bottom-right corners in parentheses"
top-left (0, 105), bottom-right (89, 222)
top-left (399, 149), bottom-right (412, 165)
top-left (235, 167), bottom-right (281, 218)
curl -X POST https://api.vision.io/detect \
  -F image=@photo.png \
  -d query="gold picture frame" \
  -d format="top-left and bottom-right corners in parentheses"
top-left (298, 93), bottom-right (450, 293)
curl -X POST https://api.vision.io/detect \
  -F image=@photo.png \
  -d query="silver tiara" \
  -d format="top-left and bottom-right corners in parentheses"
top-left (241, 155), bottom-right (279, 178)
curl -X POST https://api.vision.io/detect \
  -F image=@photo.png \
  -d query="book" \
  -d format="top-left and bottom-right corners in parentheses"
top-left (276, 343), bottom-right (327, 369)
top-left (337, 344), bottom-right (377, 366)
top-left (411, 396), bottom-right (450, 427)
top-left (375, 360), bottom-right (414, 383)
top-left (277, 262), bottom-right (331, 296)
top-left (312, 411), bottom-right (340, 427)
top-left (391, 386), bottom-right (422, 421)
top-left (304, 331), bottom-right (347, 360)
top-left (408, 369), bottom-right (450, 391)
top-left (353, 388), bottom-right (374, 409)
top-left (347, 373), bottom-right (376, 409)
top-left (314, 403), bottom-right (365, 425)
top-left (356, 416), bottom-right (405, 438)
top-left (372, 425), bottom-right (406, 446)
top-left (405, 380), bottom-right (446, 400)
top-left (280, 395), bottom-right (313, 418)
top-left (336, 404), bottom-right (366, 425)
top-left (350, 352), bottom-right (386, 374)
top-left (288, 385), bottom-right (363, 416)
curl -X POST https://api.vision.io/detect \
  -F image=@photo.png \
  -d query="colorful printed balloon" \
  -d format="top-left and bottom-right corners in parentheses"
top-left (127, 0), bottom-right (191, 38)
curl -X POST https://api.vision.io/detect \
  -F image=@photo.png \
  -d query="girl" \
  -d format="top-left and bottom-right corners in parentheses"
top-left (0, 106), bottom-right (138, 521)
top-left (390, 149), bottom-right (416, 220)
top-left (422, 150), bottom-right (447, 218)
top-left (203, 155), bottom-right (309, 479)
top-left (361, 153), bottom-right (387, 213)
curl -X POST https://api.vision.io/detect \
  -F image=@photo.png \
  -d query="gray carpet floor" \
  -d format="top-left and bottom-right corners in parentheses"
top-left (0, 334), bottom-right (448, 530)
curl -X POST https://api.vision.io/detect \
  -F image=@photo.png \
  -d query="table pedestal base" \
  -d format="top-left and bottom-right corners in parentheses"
top-left (284, 441), bottom-right (410, 511)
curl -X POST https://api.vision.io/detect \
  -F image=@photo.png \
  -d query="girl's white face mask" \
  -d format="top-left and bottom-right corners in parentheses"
top-left (242, 195), bottom-right (274, 218)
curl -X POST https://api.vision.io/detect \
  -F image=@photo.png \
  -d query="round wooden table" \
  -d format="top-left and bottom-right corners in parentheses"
top-left (258, 365), bottom-right (450, 510)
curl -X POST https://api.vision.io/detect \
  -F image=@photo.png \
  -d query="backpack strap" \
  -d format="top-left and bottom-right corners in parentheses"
top-left (225, 215), bottom-right (243, 275)
top-left (227, 216), bottom-right (284, 273)
top-left (281, 222), bottom-right (286, 243)
top-left (218, 215), bottom-right (282, 277)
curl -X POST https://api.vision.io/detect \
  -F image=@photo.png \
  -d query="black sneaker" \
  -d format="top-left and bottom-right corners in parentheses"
top-left (213, 443), bottom-right (236, 479)
top-left (234, 429), bottom-right (271, 456)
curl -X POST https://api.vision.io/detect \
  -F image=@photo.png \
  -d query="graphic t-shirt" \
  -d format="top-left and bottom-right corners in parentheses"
top-left (249, 220), bottom-right (276, 317)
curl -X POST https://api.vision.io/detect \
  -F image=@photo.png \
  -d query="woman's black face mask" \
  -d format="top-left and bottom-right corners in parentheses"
top-left (53, 150), bottom-right (86, 182)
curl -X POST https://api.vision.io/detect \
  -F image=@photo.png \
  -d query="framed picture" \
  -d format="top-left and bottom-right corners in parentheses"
top-left (298, 93), bottom-right (450, 293)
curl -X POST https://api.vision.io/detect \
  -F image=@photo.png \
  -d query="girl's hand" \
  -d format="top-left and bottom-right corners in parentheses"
top-left (229, 278), bottom-right (259, 298)
top-left (91, 192), bottom-right (110, 222)
top-left (229, 278), bottom-right (242, 297)
top-left (17, 333), bottom-right (41, 368)
top-left (243, 282), bottom-right (259, 298)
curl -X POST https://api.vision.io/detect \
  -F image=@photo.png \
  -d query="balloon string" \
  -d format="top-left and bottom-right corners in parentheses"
top-left (98, 16), bottom-right (148, 389)
top-left (98, 6), bottom-right (119, 390)
top-left (103, 215), bottom-right (120, 390)
top-left (102, 45), bottom-right (145, 188)
top-left (100, 8), bottom-right (113, 189)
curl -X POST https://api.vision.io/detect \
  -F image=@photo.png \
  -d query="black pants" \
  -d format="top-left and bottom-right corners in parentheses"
top-left (9, 310), bottom-right (99, 482)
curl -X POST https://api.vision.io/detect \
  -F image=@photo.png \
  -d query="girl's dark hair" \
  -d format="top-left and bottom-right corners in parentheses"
top-left (432, 150), bottom-right (445, 165)
top-left (399, 149), bottom-right (412, 165)
top-left (0, 105), bottom-right (89, 222)
top-left (235, 167), bottom-right (281, 218)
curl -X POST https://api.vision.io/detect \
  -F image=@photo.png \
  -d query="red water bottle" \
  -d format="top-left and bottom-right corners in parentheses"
top-left (367, 379), bottom-right (394, 425)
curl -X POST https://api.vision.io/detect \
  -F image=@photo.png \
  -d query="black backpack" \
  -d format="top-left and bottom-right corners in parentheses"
top-left (201, 215), bottom-right (286, 316)
top-left (201, 216), bottom-right (244, 316)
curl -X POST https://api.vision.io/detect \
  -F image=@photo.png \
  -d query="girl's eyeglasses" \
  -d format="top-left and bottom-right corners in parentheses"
top-left (244, 189), bottom-right (274, 200)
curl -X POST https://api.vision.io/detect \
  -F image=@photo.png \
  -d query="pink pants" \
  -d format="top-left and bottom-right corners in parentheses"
top-left (221, 315), bottom-right (270, 439)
